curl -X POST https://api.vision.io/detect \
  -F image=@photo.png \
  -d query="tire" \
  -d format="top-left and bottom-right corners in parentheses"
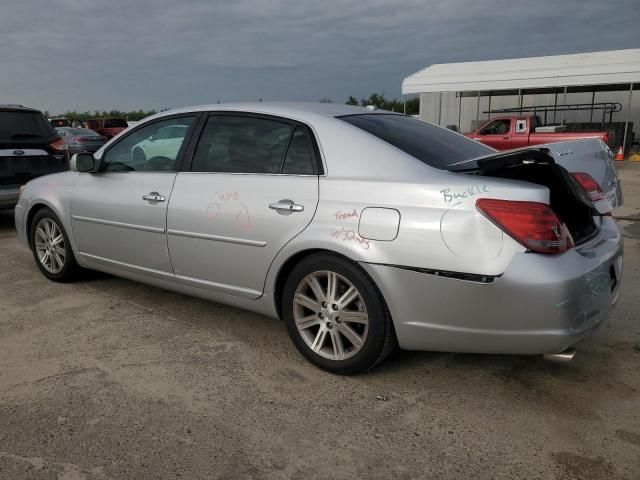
top-left (30, 208), bottom-right (81, 282)
top-left (282, 253), bottom-right (396, 375)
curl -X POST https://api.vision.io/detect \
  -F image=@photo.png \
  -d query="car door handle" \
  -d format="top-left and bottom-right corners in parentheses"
top-left (142, 192), bottom-right (166, 202)
top-left (269, 199), bottom-right (304, 213)
top-left (502, 136), bottom-right (510, 140)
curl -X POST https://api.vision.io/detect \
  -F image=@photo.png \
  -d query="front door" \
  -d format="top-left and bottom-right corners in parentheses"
top-left (476, 118), bottom-right (512, 150)
top-left (71, 115), bottom-right (197, 280)
top-left (167, 114), bottom-right (320, 298)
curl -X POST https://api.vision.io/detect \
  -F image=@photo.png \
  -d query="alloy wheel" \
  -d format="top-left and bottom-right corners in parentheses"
top-left (34, 218), bottom-right (66, 274)
top-left (293, 270), bottom-right (369, 360)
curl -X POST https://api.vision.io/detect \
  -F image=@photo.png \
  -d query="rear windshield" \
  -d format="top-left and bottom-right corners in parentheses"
top-left (0, 110), bottom-right (57, 142)
top-left (104, 118), bottom-right (127, 128)
top-left (339, 114), bottom-right (492, 169)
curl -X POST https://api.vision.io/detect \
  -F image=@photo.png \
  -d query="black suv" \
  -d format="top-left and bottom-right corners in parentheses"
top-left (0, 105), bottom-right (69, 209)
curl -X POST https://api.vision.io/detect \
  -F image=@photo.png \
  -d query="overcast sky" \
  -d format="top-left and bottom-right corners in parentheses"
top-left (1, 0), bottom-right (638, 114)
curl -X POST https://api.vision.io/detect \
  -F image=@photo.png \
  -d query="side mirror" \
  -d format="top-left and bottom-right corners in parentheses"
top-left (70, 153), bottom-right (97, 173)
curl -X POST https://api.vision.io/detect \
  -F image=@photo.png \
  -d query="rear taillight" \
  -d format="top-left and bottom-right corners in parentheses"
top-left (476, 198), bottom-right (574, 254)
top-left (571, 172), bottom-right (605, 202)
top-left (49, 138), bottom-right (68, 151)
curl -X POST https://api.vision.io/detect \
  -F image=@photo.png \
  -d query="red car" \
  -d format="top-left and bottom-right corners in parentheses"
top-left (85, 118), bottom-right (128, 139)
top-left (465, 115), bottom-right (610, 150)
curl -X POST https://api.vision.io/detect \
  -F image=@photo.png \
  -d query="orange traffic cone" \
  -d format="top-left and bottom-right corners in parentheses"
top-left (615, 146), bottom-right (624, 161)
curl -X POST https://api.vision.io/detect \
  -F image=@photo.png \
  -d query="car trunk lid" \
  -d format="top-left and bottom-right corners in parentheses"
top-left (447, 148), bottom-right (602, 246)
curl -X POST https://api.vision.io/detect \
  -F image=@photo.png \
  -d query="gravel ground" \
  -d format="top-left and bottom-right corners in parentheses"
top-left (1, 164), bottom-right (639, 479)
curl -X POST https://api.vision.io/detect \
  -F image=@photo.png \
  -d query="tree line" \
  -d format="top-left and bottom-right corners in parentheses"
top-left (44, 109), bottom-right (160, 122)
top-left (321, 93), bottom-right (419, 115)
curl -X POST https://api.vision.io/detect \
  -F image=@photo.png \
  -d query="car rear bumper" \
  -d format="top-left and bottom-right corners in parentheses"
top-left (361, 217), bottom-right (623, 355)
top-left (0, 187), bottom-right (20, 209)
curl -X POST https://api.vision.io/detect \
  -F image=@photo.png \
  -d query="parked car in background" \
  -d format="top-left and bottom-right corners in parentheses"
top-left (85, 118), bottom-right (128, 139)
top-left (15, 103), bottom-right (623, 374)
top-left (0, 105), bottom-right (69, 209)
top-left (55, 127), bottom-right (107, 154)
top-left (465, 115), bottom-right (611, 150)
top-left (50, 118), bottom-right (72, 128)
top-left (131, 124), bottom-right (189, 166)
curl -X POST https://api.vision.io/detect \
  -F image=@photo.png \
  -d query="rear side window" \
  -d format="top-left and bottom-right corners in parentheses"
top-left (340, 114), bottom-right (491, 169)
top-left (191, 116), bottom-right (294, 174)
top-left (0, 111), bottom-right (57, 141)
top-left (282, 126), bottom-right (315, 175)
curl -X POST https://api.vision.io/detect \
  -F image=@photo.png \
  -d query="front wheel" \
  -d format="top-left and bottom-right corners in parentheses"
top-left (282, 253), bottom-right (396, 375)
top-left (30, 208), bottom-right (81, 282)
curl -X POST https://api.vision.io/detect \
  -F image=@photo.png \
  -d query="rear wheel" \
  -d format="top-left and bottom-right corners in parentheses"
top-left (30, 208), bottom-right (81, 282)
top-left (282, 253), bottom-right (395, 374)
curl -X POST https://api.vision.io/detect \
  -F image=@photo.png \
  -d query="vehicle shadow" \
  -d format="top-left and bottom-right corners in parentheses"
top-left (374, 347), bottom-right (568, 382)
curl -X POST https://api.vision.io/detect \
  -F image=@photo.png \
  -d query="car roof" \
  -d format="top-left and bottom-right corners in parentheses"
top-left (145, 102), bottom-right (395, 123)
top-left (0, 104), bottom-right (40, 113)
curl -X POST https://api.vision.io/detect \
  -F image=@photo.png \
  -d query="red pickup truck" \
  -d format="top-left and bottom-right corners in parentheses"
top-left (465, 115), bottom-right (611, 150)
top-left (85, 118), bottom-right (128, 139)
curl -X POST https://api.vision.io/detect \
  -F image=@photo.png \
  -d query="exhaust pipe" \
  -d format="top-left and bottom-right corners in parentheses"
top-left (543, 348), bottom-right (576, 363)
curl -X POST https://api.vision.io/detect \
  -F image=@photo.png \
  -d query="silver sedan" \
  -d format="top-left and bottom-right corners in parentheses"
top-left (14, 103), bottom-right (623, 374)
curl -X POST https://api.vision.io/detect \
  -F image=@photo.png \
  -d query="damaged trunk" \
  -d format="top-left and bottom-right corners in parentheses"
top-left (449, 149), bottom-right (600, 245)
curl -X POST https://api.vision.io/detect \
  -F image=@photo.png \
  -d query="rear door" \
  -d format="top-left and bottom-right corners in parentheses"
top-left (167, 113), bottom-right (320, 299)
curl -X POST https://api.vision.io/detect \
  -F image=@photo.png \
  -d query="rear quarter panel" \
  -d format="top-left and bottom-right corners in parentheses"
top-left (264, 162), bottom-right (550, 294)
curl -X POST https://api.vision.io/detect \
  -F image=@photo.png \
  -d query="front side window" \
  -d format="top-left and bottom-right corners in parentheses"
top-left (100, 116), bottom-right (194, 172)
top-left (479, 119), bottom-right (511, 135)
top-left (155, 125), bottom-right (189, 140)
top-left (191, 115), bottom-right (294, 174)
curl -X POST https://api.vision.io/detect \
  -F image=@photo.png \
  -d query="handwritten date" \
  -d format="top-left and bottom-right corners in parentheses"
top-left (330, 227), bottom-right (370, 249)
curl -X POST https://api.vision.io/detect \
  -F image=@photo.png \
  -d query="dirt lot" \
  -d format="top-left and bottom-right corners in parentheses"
top-left (1, 165), bottom-right (640, 480)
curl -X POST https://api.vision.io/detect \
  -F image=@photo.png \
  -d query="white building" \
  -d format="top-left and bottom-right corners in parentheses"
top-left (402, 49), bottom-right (640, 150)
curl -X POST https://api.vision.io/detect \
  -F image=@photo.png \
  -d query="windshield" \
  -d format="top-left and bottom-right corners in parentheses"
top-left (339, 114), bottom-right (492, 169)
top-left (0, 111), bottom-right (57, 141)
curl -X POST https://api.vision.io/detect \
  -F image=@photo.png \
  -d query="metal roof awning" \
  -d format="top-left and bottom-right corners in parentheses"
top-left (402, 49), bottom-right (640, 94)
